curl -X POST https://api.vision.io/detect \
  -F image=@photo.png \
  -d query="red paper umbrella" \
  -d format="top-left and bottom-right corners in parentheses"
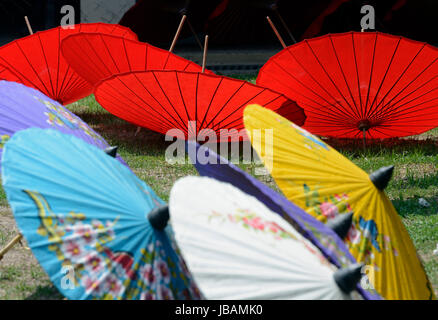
top-left (0, 65), bottom-right (20, 82)
top-left (61, 33), bottom-right (210, 87)
top-left (257, 32), bottom-right (438, 139)
top-left (95, 70), bottom-right (305, 141)
top-left (0, 23), bottom-right (138, 105)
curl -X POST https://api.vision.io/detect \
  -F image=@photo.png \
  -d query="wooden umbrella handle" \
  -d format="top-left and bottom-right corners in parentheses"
top-left (0, 234), bottom-right (23, 261)
top-left (169, 15), bottom-right (187, 53)
top-left (202, 35), bottom-right (209, 73)
top-left (24, 16), bottom-right (34, 35)
top-left (266, 16), bottom-right (286, 49)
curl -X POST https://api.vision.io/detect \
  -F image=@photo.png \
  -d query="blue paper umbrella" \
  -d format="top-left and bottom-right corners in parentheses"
top-left (1, 128), bottom-right (202, 300)
top-left (0, 80), bottom-right (126, 170)
top-left (187, 142), bottom-right (382, 300)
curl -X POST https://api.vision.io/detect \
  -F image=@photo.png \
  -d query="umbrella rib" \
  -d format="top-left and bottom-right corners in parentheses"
top-left (203, 82), bottom-right (246, 129)
top-left (365, 36), bottom-right (402, 119)
top-left (370, 125), bottom-right (395, 138)
top-left (268, 61), bottom-right (355, 122)
top-left (198, 76), bottom-right (223, 131)
top-left (303, 113), bottom-right (355, 127)
top-left (372, 83), bottom-right (438, 122)
top-left (383, 66), bottom-right (438, 111)
top-left (56, 61), bottom-right (75, 102)
top-left (305, 38), bottom-right (360, 119)
top-left (371, 58), bottom-right (438, 120)
top-left (133, 72), bottom-right (187, 130)
top-left (163, 51), bottom-right (171, 70)
top-left (195, 72), bottom-right (199, 135)
top-left (6, 42), bottom-right (52, 98)
top-left (214, 87), bottom-right (270, 131)
top-left (101, 76), bottom-right (182, 132)
top-left (82, 35), bottom-right (114, 79)
top-left (122, 38), bottom-right (132, 72)
top-left (99, 34), bottom-right (122, 75)
top-left (107, 75), bottom-right (181, 131)
top-left (144, 43), bottom-right (149, 70)
top-left (328, 34), bottom-right (362, 120)
top-left (282, 49), bottom-right (358, 119)
top-left (302, 104), bottom-right (356, 123)
top-left (174, 72), bottom-right (193, 137)
top-left (56, 70), bottom-right (78, 102)
top-left (55, 27), bottom-right (61, 99)
top-left (352, 32), bottom-right (364, 118)
top-left (375, 97), bottom-right (438, 122)
top-left (152, 71), bottom-right (190, 132)
top-left (369, 43), bottom-right (426, 120)
top-left (219, 91), bottom-right (287, 129)
top-left (363, 33), bottom-right (378, 119)
top-left (36, 33), bottom-right (56, 99)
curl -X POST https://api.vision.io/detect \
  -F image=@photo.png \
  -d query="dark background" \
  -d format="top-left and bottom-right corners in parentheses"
top-left (0, 0), bottom-right (436, 48)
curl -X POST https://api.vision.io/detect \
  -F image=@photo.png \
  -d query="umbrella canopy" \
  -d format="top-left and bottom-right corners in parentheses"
top-left (1, 128), bottom-right (201, 300)
top-left (0, 64), bottom-right (19, 82)
top-left (94, 70), bottom-right (304, 142)
top-left (0, 80), bottom-right (125, 170)
top-left (257, 32), bottom-right (438, 139)
top-left (0, 23), bottom-right (138, 105)
top-left (187, 141), bottom-right (381, 299)
top-left (61, 33), bottom-right (210, 88)
top-left (170, 176), bottom-right (365, 299)
top-left (243, 104), bottom-right (436, 300)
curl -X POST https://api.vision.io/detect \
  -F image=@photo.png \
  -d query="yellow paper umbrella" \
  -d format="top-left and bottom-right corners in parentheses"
top-left (243, 104), bottom-right (435, 300)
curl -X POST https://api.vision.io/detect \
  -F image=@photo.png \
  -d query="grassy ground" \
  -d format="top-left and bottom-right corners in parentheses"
top-left (0, 75), bottom-right (437, 299)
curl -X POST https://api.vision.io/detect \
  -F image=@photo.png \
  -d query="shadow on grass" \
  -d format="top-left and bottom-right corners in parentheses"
top-left (73, 111), bottom-right (438, 163)
top-left (25, 285), bottom-right (63, 300)
top-left (75, 112), bottom-right (258, 160)
top-left (325, 136), bottom-right (438, 158)
top-left (391, 172), bottom-right (438, 190)
top-left (393, 195), bottom-right (437, 218)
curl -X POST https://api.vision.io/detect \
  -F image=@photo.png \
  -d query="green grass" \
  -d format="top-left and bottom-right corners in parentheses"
top-left (0, 74), bottom-right (437, 299)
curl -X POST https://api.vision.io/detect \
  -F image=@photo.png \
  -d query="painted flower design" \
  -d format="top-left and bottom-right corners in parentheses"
top-left (140, 291), bottom-right (155, 300)
top-left (72, 223), bottom-right (97, 246)
top-left (0, 134), bottom-right (10, 149)
top-left (154, 259), bottom-right (171, 284)
top-left (37, 96), bottom-right (104, 143)
top-left (157, 285), bottom-right (174, 300)
top-left (82, 275), bottom-right (103, 295)
top-left (26, 190), bottom-right (200, 300)
top-left (319, 202), bottom-right (339, 219)
top-left (103, 274), bottom-right (124, 297)
top-left (334, 193), bottom-right (352, 211)
top-left (242, 216), bottom-right (265, 231)
top-left (212, 209), bottom-right (297, 241)
top-left (189, 281), bottom-right (203, 299)
top-left (139, 264), bottom-right (155, 285)
top-left (62, 240), bottom-right (83, 262)
top-left (346, 223), bottom-right (361, 245)
top-left (82, 253), bottom-right (105, 275)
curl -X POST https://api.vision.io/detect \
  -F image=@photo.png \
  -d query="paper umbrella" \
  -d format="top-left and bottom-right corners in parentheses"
top-left (257, 32), bottom-right (438, 139)
top-left (187, 141), bottom-right (381, 299)
top-left (0, 80), bottom-right (125, 171)
top-left (94, 70), bottom-right (305, 141)
top-left (0, 23), bottom-right (138, 104)
top-left (1, 128), bottom-right (201, 300)
top-left (243, 104), bottom-right (435, 300)
top-left (60, 33), bottom-right (211, 87)
top-left (169, 175), bottom-right (367, 300)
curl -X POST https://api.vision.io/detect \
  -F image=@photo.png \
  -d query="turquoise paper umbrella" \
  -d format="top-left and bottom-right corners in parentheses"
top-left (1, 128), bottom-right (201, 300)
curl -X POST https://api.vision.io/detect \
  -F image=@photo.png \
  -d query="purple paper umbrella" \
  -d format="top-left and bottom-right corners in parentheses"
top-left (0, 80), bottom-right (126, 169)
top-left (187, 141), bottom-right (382, 300)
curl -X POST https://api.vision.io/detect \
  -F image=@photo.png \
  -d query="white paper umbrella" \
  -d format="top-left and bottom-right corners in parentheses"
top-left (169, 176), bottom-right (363, 300)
